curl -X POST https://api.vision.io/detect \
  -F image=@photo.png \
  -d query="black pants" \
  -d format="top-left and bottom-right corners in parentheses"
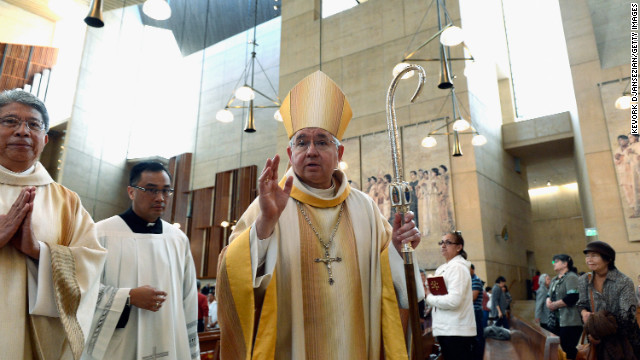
top-left (438, 335), bottom-right (475, 360)
top-left (558, 325), bottom-right (582, 359)
top-left (198, 318), bottom-right (205, 332)
top-left (473, 309), bottom-right (485, 360)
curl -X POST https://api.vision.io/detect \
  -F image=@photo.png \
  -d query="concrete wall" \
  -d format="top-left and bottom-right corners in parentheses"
top-left (61, 6), bottom-right (200, 220)
top-left (559, 0), bottom-right (640, 281)
top-left (530, 184), bottom-right (585, 276)
top-left (191, 18), bottom-right (281, 190)
top-left (275, 0), bottom-right (537, 297)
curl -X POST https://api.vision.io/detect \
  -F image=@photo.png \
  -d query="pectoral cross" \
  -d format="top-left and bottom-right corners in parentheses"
top-left (142, 346), bottom-right (169, 360)
top-left (315, 251), bottom-right (342, 285)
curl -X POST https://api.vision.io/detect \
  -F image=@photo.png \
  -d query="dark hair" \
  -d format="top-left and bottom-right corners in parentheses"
top-left (552, 254), bottom-right (578, 273)
top-left (449, 231), bottom-right (467, 259)
top-left (384, 174), bottom-right (392, 182)
top-left (495, 276), bottom-right (506, 283)
top-left (470, 264), bottom-right (475, 270)
top-left (432, 168), bottom-right (440, 176)
top-left (536, 270), bottom-right (540, 275)
top-left (371, 176), bottom-right (377, 181)
top-left (618, 134), bottom-right (629, 141)
top-left (440, 165), bottom-right (447, 172)
top-left (0, 89), bottom-right (50, 132)
top-left (410, 170), bottom-right (417, 176)
top-left (197, 280), bottom-right (201, 289)
top-left (129, 161), bottom-right (172, 186)
top-left (485, 286), bottom-right (492, 292)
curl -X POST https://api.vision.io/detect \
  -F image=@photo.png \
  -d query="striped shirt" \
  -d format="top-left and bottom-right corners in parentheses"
top-left (471, 274), bottom-right (484, 310)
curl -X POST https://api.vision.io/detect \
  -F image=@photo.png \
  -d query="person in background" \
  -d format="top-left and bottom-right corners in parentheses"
top-left (546, 254), bottom-right (582, 360)
top-left (83, 161), bottom-right (199, 360)
top-left (482, 286), bottom-right (492, 329)
top-left (532, 270), bottom-right (541, 299)
top-left (470, 264), bottom-right (485, 359)
top-left (636, 274), bottom-right (640, 306)
top-left (197, 280), bottom-right (209, 332)
top-left (504, 284), bottom-right (513, 320)
top-left (490, 276), bottom-right (509, 328)
top-left (535, 273), bottom-right (551, 331)
top-left (207, 291), bottom-right (218, 330)
top-left (425, 232), bottom-right (476, 359)
top-left (577, 241), bottom-right (640, 359)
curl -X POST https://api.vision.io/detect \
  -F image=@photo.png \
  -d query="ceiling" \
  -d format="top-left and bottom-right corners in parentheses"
top-left (5, 0), bottom-right (146, 22)
top-left (140, 0), bottom-right (281, 56)
top-left (8, 0), bottom-right (282, 57)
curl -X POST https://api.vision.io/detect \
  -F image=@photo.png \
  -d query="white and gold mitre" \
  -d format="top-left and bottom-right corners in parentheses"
top-left (280, 70), bottom-right (352, 140)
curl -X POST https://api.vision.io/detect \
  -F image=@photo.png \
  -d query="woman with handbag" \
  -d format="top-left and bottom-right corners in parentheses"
top-left (577, 241), bottom-right (640, 359)
top-left (547, 254), bottom-right (583, 359)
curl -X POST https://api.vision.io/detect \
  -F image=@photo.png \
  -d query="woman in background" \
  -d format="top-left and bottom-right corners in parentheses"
top-left (577, 241), bottom-right (640, 360)
top-left (535, 274), bottom-right (551, 331)
top-left (546, 254), bottom-right (582, 359)
top-left (425, 232), bottom-right (476, 359)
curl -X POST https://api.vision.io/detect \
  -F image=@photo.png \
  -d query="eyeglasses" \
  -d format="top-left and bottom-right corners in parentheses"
top-left (291, 138), bottom-right (338, 152)
top-left (438, 240), bottom-right (460, 246)
top-left (0, 117), bottom-right (45, 132)
top-left (131, 186), bottom-right (174, 197)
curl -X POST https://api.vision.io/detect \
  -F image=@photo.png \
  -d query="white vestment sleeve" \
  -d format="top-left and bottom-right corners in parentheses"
top-left (182, 243), bottom-right (200, 360)
top-left (388, 244), bottom-right (425, 309)
top-left (81, 284), bottom-right (130, 360)
top-left (28, 241), bottom-right (59, 317)
top-left (249, 223), bottom-right (278, 290)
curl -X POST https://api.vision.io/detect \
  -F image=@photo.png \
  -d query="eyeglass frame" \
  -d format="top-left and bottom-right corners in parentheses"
top-left (0, 116), bottom-right (46, 133)
top-left (130, 185), bottom-right (175, 197)
top-left (438, 240), bottom-right (461, 246)
top-left (289, 133), bottom-right (341, 152)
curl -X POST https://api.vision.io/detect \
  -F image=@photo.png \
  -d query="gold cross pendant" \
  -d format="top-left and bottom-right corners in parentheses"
top-left (315, 251), bottom-right (342, 285)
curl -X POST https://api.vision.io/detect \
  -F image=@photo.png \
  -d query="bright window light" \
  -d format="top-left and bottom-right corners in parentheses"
top-left (529, 186), bottom-right (559, 197)
top-left (322, 0), bottom-right (358, 18)
top-left (502, 0), bottom-right (573, 120)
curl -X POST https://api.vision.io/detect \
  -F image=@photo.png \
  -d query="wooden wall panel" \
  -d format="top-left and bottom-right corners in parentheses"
top-left (233, 166), bottom-right (257, 220)
top-left (173, 153), bottom-right (192, 231)
top-left (191, 187), bottom-right (213, 277)
top-left (161, 156), bottom-right (177, 223)
top-left (162, 156), bottom-right (256, 278)
top-left (207, 172), bottom-right (232, 277)
top-left (0, 43), bottom-right (57, 92)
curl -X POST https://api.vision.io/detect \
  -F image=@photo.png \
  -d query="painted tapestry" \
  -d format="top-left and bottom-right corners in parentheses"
top-left (601, 79), bottom-right (640, 241)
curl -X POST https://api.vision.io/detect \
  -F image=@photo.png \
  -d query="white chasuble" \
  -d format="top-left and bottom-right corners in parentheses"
top-left (0, 162), bottom-right (107, 360)
top-left (82, 216), bottom-right (199, 360)
top-left (218, 168), bottom-right (424, 360)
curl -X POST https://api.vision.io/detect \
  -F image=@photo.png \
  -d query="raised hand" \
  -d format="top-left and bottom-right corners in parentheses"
top-left (391, 211), bottom-right (421, 254)
top-left (1, 187), bottom-right (34, 250)
top-left (255, 155), bottom-right (293, 239)
top-left (130, 285), bottom-right (168, 312)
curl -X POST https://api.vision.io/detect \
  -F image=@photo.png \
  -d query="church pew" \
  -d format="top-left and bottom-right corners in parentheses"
top-left (484, 315), bottom-right (560, 360)
top-left (199, 329), bottom-right (220, 360)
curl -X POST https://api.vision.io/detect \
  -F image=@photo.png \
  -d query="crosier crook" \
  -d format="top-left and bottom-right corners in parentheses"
top-left (385, 63), bottom-right (426, 360)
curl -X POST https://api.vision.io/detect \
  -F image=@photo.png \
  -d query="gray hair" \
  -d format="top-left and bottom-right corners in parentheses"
top-left (538, 273), bottom-right (549, 289)
top-left (0, 89), bottom-right (49, 132)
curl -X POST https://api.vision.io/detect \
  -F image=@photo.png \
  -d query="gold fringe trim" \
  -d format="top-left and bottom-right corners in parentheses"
top-left (49, 243), bottom-right (84, 359)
